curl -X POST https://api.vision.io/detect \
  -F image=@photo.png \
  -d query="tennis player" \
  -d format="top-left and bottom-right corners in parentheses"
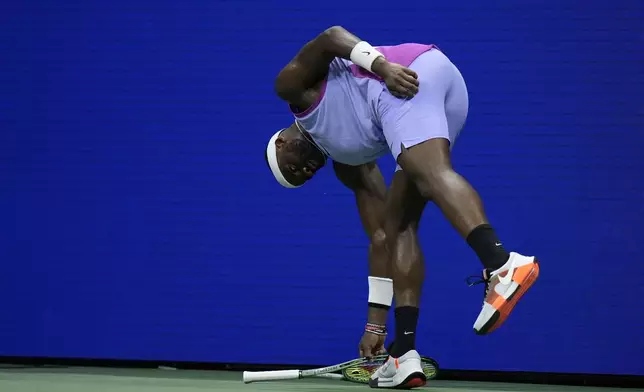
top-left (265, 26), bottom-right (540, 389)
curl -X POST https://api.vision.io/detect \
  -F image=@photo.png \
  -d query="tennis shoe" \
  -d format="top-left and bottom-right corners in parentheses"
top-left (468, 252), bottom-right (540, 335)
top-left (369, 350), bottom-right (426, 389)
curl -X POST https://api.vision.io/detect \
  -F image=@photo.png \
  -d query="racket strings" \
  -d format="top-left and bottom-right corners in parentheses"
top-left (340, 356), bottom-right (438, 384)
top-left (343, 359), bottom-right (386, 383)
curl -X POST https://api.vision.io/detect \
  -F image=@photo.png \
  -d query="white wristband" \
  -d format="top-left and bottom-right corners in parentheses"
top-left (368, 276), bottom-right (393, 307)
top-left (350, 41), bottom-right (384, 73)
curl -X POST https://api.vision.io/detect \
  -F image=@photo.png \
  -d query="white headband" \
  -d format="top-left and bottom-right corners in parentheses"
top-left (266, 129), bottom-right (302, 189)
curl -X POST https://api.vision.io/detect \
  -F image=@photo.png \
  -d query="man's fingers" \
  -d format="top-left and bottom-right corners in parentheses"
top-left (360, 345), bottom-right (373, 359)
top-left (395, 78), bottom-right (418, 96)
top-left (403, 67), bottom-right (418, 79)
top-left (401, 78), bottom-right (419, 94)
top-left (388, 88), bottom-right (402, 98)
top-left (392, 90), bottom-right (407, 99)
top-left (402, 72), bottom-right (419, 87)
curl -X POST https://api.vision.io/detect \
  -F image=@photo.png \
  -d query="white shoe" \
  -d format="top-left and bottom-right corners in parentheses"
top-left (369, 350), bottom-right (426, 389)
top-left (470, 252), bottom-right (540, 335)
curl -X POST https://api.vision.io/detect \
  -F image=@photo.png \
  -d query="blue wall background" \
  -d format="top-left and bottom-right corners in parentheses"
top-left (1, 0), bottom-right (643, 376)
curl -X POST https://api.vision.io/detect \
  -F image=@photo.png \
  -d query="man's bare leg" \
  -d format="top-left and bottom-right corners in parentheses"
top-left (397, 139), bottom-right (510, 270)
top-left (397, 138), bottom-right (539, 335)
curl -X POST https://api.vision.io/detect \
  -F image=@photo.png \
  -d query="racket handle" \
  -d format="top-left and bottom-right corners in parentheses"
top-left (315, 373), bottom-right (344, 380)
top-left (242, 369), bottom-right (301, 383)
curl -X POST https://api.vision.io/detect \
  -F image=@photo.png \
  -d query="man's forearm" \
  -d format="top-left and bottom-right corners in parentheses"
top-left (367, 234), bottom-right (392, 325)
top-left (321, 26), bottom-right (388, 76)
top-left (333, 162), bottom-right (392, 331)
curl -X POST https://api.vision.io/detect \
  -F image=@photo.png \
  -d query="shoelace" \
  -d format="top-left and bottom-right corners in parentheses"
top-left (465, 269), bottom-right (491, 300)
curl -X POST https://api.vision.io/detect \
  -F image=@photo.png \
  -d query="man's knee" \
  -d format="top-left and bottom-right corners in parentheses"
top-left (412, 166), bottom-right (454, 201)
top-left (370, 228), bottom-right (388, 249)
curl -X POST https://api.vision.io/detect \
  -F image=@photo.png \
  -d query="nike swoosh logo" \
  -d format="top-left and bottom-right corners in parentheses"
top-left (404, 331), bottom-right (414, 335)
top-left (497, 263), bottom-right (515, 286)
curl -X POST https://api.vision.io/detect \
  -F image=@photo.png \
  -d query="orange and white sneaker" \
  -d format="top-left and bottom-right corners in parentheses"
top-left (369, 350), bottom-right (426, 389)
top-left (468, 252), bottom-right (540, 335)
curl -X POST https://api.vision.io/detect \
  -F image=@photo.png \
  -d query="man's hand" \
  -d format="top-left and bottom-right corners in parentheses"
top-left (359, 331), bottom-right (387, 359)
top-left (372, 57), bottom-right (419, 99)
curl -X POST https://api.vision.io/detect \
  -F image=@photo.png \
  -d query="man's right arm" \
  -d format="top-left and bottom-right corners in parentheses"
top-left (274, 26), bottom-right (418, 109)
top-left (333, 161), bottom-right (391, 326)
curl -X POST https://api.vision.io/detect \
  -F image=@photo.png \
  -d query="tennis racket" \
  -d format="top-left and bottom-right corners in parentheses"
top-left (242, 354), bottom-right (438, 384)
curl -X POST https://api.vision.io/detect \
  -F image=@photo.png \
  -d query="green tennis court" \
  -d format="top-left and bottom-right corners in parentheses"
top-left (0, 367), bottom-right (637, 392)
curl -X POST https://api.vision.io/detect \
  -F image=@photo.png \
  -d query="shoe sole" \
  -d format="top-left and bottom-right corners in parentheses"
top-left (369, 372), bottom-right (427, 389)
top-left (475, 260), bottom-right (540, 335)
